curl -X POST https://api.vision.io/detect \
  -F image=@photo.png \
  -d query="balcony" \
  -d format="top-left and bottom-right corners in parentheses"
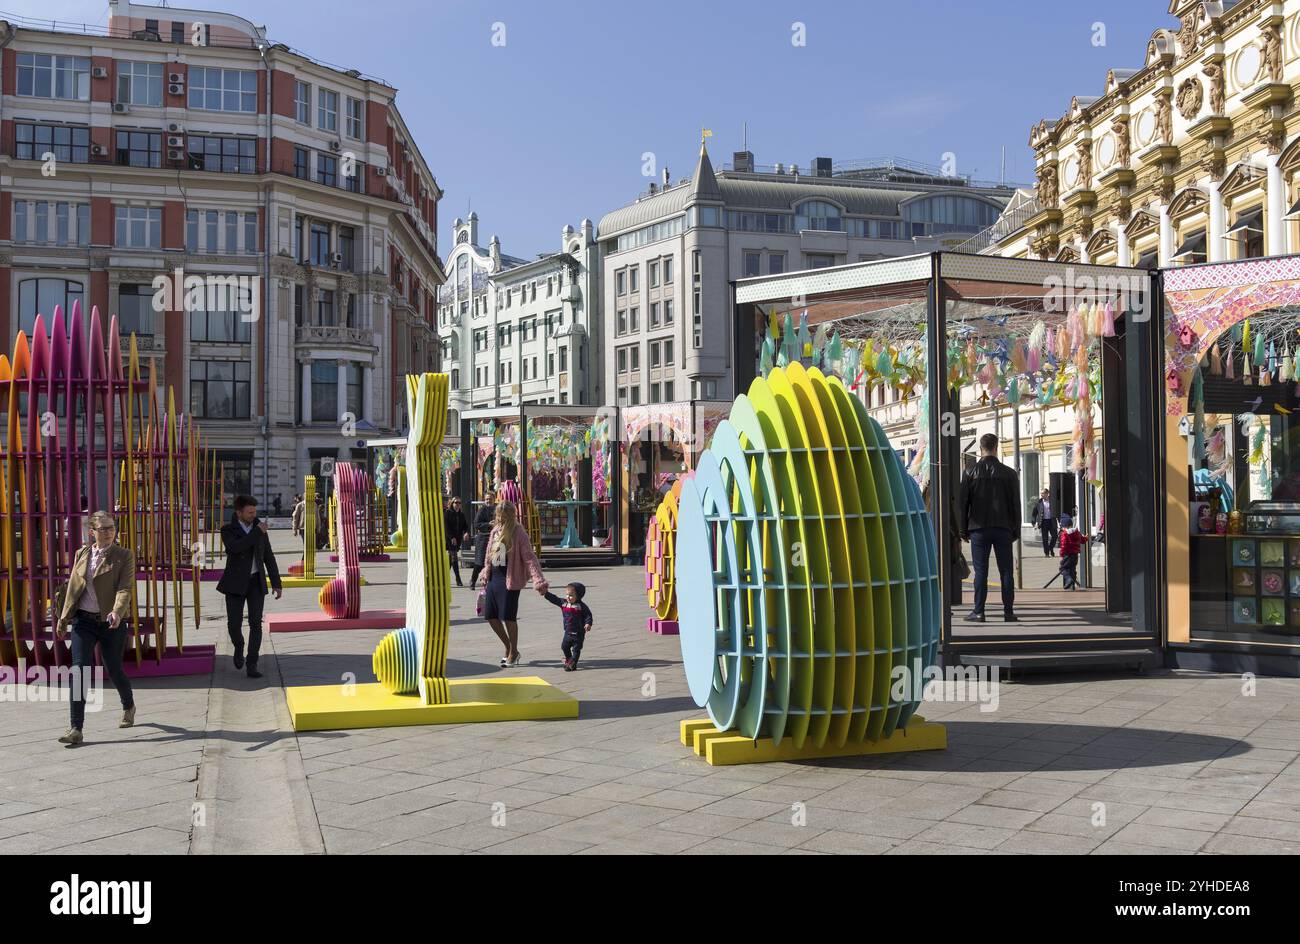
top-left (294, 324), bottom-right (375, 348)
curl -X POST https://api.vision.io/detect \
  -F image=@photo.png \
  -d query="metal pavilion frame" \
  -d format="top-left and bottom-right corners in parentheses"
top-left (733, 251), bottom-right (1165, 667)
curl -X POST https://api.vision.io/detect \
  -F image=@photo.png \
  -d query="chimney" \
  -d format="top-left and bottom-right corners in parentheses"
top-left (812, 157), bottom-right (832, 178)
top-left (662, 167), bottom-right (670, 187)
top-left (775, 162), bottom-right (784, 175)
top-left (733, 150), bottom-right (754, 173)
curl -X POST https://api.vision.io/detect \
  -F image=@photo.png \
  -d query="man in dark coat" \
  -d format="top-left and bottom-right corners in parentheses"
top-left (444, 497), bottom-right (470, 587)
top-left (469, 501), bottom-right (495, 589)
top-left (1030, 488), bottom-right (1058, 557)
top-left (957, 434), bottom-right (1021, 623)
top-left (217, 495), bottom-right (283, 677)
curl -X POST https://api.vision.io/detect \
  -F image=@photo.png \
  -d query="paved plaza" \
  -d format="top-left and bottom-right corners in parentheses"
top-left (2, 533), bottom-right (1299, 855)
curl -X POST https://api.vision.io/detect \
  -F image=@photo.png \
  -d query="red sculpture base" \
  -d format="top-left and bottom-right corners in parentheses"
top-left (329, 553), bottom-right (391, 563)
top-left (647, 618), bottom-right (679, 635)
top-left (267, 610), bottom-right (406, 633)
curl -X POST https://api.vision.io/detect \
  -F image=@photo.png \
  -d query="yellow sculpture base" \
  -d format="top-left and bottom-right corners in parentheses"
top-left (679, 717), bottom-right (947, 766)
top-left (382, 544), bottom-right (406, 554)
top-left (279, 575), bottom-right (366, 589)
top-left (286, 676), bottom-right (578, 731)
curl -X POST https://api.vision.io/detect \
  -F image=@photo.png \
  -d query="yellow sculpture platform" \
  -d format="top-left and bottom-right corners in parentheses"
top-left (680, 717), bottom-right (946, 766)
top-left (287, 676), bottom-right (578, 731)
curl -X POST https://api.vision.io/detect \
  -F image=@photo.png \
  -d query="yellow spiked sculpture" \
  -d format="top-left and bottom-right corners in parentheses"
top-left (285, 373), bottom-right (577, 730)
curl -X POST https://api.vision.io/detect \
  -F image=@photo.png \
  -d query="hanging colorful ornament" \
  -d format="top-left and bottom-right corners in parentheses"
top-left (1102, 301), bottom-right (1116, 338)
top-left (1243, 352), bottom-right (1252, 386)
top-left (1165, 365), bottom-right (1184, 397)
top-left (1210, 342), bottom-right (1223, 376)
top-left (1254, 332), bottom-right (1266, 366)
top-left (1028, 320), bottom-right (1047, 354)
top-left (798, 312), bottom-right (812, 359)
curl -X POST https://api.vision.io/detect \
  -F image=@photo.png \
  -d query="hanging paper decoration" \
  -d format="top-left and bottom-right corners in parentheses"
top-left (1101, 301), bottom-right (1116, 338)
top-left (797, 312), bottom-right (812, 359)
top-left (1210, 343), bottom-right (1223, 376)
top-left (812, 322), bottom-right (830, 367)
top-left (1254, 332), bottom-right (1266, 366)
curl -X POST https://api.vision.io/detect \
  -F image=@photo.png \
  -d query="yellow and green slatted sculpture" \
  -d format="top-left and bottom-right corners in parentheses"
top-left (373, 374), bottom-right (450, 704)
top-left (677, 364), bottom-right (942, 757)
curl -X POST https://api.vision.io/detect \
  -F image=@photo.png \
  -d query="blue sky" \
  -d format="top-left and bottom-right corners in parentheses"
top-left (6, 0), bottom-right (1168, 257)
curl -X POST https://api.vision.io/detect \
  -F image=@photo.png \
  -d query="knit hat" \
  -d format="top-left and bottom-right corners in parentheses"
top-left (567, 581), bottom-right (586, 600)
top-left (1059, 514), bottom-right (1073, 528)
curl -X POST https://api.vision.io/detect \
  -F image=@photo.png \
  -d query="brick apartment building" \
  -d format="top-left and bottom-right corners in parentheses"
top-left (0, 0), bottom-right (445, 505)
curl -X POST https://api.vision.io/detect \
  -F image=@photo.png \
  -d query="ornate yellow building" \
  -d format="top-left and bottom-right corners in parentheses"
top-left (995, 1), bottom-right (1300, 267)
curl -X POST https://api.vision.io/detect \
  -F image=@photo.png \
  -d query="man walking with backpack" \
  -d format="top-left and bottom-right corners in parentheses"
top-left (958, 434), bottom-right (1021, 623)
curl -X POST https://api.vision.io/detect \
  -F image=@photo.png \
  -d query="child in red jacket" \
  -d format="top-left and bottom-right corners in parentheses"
top-left (1058, 514), bottom-right (1087, 589)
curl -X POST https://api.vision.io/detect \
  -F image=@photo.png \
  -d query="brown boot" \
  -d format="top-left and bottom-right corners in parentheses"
top-left (58, 727), bottom-right (84, 746)
top-left (120, 707), bottom-right (136, 728)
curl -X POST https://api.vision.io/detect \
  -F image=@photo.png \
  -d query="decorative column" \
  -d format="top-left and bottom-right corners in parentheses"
top-left (1158, 204), bottom-right (1175, 265)
top-left (1207, 180), bottom-right (1225, 262)
top-left (301, 359), bottom-right (313, 424)
top-left (360, 365), bottom-right (368, 422)
top-left (1267, 153), bottom-right (1287, 255)
top-left (1078, 240), bottom-right (1090, 264)
top-left (337, 360), bottom-right (349, 421)
top-left (1116, 221), bottom-right (1131, 266)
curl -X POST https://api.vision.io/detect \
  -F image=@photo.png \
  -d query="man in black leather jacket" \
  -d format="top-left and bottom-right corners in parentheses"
top-left (958, 434), bottom-right (1021, 622)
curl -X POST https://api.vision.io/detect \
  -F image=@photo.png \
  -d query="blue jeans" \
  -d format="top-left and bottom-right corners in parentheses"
top-left (70, 612), bottom-right (134, 728)
top-left (970, 527), bottom-right (1015, 616)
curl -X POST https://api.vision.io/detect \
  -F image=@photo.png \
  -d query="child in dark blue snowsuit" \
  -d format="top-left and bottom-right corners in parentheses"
top-left (544, 582), bottom-right (593, 671)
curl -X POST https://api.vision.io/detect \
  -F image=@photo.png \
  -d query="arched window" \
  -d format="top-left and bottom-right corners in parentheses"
top-left (794, 200), bottom-right (842, 232)
top-left (900, 194), bottom-right (1001, 236)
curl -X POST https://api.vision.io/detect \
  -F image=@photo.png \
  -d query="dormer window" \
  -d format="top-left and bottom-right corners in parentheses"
top-left (794, 200), bottom-right (842, 232)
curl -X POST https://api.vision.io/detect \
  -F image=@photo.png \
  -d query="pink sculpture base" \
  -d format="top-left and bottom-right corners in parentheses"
top-left (267, 610), bottom-right (406, 633)
top-left (647, 618), bottom-right (679, 635)
top-left (4, 645), bottom-right (216, 683)
top-left (329, 553), bottom-right (391, 563)
top-left (121, 645), bottom-right (217, 677)
top-left (180, 568), bottom-right (225, 582)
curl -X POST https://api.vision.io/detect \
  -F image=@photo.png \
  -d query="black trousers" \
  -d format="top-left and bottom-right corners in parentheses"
top-left (970, 527), bottom-right (1015, 616)
top-left (70, 613), bottom-right (134, 728)
top-left (469, 564), bottom-right (484, 589)
top-left (1039, 520), bottom-right (1058, 556)
top-left (562, 631), bottom-right (585, 667)
top-left (1061, 553), bottom-right (1080, 589)
top-left (448, 546), bottom-right (462, 585)
top-left (225, 588), bottom-right (266, 666)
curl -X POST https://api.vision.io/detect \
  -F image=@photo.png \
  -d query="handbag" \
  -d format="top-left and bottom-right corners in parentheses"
top-left (475, 590), bottom-right (485, 617)
top-left (954, 551), bottom-right (971, 581)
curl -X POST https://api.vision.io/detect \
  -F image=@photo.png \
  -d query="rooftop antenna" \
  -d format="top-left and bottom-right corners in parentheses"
top-left (742, 121), bottom-right (747, 152)
top-left (1000, 146), bottom-right (1006, 187)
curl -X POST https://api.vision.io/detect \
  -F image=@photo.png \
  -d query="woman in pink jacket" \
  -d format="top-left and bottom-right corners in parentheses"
top-left (476, 501), bottom-right (548, 666)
